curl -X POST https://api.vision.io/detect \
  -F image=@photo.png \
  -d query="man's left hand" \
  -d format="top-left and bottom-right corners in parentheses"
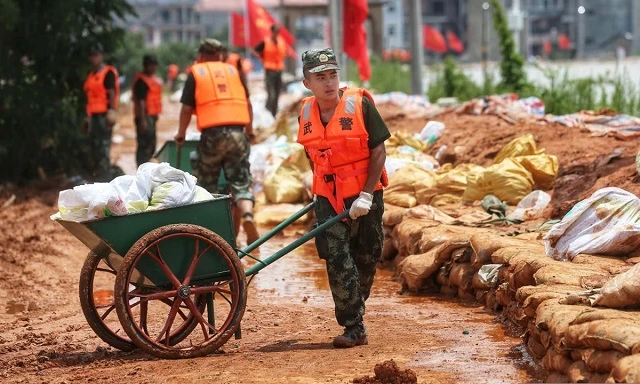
top-left (106, 109), bottom-right (117, 127)
top-left (349, 191), bottom-right (373, 219)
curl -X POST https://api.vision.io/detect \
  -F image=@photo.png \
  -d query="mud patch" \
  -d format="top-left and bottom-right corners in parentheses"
top-left (353, 360), bottom-right (417, 384)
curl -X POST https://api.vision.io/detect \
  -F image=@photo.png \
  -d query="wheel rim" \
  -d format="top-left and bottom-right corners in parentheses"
top-left (117, 227), bottom-right (245, 356)
top-left (80, 252), bottom-right (134, 351)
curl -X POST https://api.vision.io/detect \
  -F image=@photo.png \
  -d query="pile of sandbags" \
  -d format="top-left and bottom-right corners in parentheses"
top-left (384, 207), bottom-right (640, 383)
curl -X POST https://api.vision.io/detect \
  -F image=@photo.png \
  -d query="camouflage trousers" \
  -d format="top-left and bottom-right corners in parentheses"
top-left (265, 69), bottom-right (282, 118)
top-left (88, 114), bottom-right (112, 182)
top-left (196, 127), bottom-right (254, 203)
top-left (314, 190), bottom-right (385, 329)
top-left (135, 115), bottom-right (158, 167)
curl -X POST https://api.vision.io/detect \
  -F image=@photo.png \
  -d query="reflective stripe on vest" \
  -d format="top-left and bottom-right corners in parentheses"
top-left (83, 65), bottom-right (120, 116)
top-left (263, 36), bottom-right (286, 71)
top-left (133, 73), bottom-right (163, 117)
top-left (297, 87), bottom-right (388, 214)
top-left (190, 61), bottom-right (250, 131)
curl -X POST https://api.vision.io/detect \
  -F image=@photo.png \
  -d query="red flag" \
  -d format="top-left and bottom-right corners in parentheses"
top-left (446, 31), bottom-right (464, 53)
top-left (343, 0), bottom-right (371, 81)
top-left (246, 0), bottom-right (296, 58)
top-left (423, 24), bottom-right (447, 53)
top-left (231, 12), bottom-right (246, 47)
top-left (558, 33), bottom-right (571, 50)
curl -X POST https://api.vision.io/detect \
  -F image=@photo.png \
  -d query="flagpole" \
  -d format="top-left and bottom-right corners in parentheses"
top-left (243, 0), bottom-right (250, 59)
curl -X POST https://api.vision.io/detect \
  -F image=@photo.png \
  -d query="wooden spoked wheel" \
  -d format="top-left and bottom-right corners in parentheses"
top-left (80, 252), bottom-right (206, 351)
top-left (114, 224), bottom-right (247, 359)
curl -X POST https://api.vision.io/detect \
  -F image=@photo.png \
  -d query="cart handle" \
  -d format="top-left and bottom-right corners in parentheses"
top-left (243, 203), bottom-right (377, 277)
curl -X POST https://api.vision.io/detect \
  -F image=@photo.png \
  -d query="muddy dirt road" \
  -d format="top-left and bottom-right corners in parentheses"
top-left (0, 208), bottom-right (541, 384)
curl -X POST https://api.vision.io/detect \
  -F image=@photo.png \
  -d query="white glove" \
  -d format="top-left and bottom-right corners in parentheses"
top-left (349, 191), bottom-right (373, 219)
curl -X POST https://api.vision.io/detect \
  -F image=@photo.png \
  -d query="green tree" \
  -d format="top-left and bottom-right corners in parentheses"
top-left (0, 0), bottom-right (134, 182)
top-left (490, 0), bottom-right (528, 93)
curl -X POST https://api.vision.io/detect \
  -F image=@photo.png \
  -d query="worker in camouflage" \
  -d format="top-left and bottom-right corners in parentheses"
top-left (298, 48), bottom-right (391, 348)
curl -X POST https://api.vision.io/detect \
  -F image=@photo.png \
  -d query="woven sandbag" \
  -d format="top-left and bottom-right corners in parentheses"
top-left (563, 319), bottom-right (640, 354)
top-left (457, 286), bottom-right (476, 301)
top-left (472, 272), bottom-right (491, 291)
top-left (526, 334), bottom-right (547, 359)
top-left (542, 348), bottom-right (573, 374)
top-left (436, 265), bottom-right (449, 286)
top-left (382, 204), bottom-right (407, 227)
top-left (448, 263), bottom-right (475, 293)
top-left (496, 282), bottom-right (512, 307)
top-left (491, 245), bottom-right (546, 265)
top-left (440, 283), bottom-right (457, 297)
top-left (417, 225), bottom-right (472, 255)
top-left (571, 254), bottom-right (632, 276)
top-left (381, 236), bottom-right (398, 261)
top-left (508, 255), bottom-right (555, 290)
top-left (392, 218), bottom-right (434, 255)
top-left (475, 289), bottom-right (488, 303)
top-left (533, 264), bottom-right (610, 288)
top-left (544, 372), bottom-right (569, 383)
top-left (610, 354), bottom-right (640, 383)
top-left (585, 349), bottom-right (626, 374)
top-left (571, 308), bottom-right (640, 325)
top-left (567, 360), bottom-right (592, 383)
top-left (469, 232), bottom-right (537, 270)
top-left (587, 373), bottom-right (612, 383)
top-left (398, 246), bottom-right (444, 292)
top-left (485, 288), bottom-right (500, 311)
top-left (540, 330), bottom-right (552, 349)
top-left (505, 301), bottom-right (528, 328)
top-left (516, 285), bottom-right (584, 304)
top-left (535, 301), bottom-right (587, 333)
top-left (592, 263), bottom-right (640, 309)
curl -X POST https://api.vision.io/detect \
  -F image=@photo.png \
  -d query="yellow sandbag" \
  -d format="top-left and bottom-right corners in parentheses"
top-left (385, 164), bottom-right (436, 208)
top-left (494, 134), bottom-right (544, 164)
top-left (515, 154), bottom-right (559, 189)
top-left (462, 158), bottom-right (534, 205)
top-left (435, 163), bottom-right (484, 194)
top-left (387, 131), bottom-right (428, 152)
top-left (263, 165), bottom-right (304, 204)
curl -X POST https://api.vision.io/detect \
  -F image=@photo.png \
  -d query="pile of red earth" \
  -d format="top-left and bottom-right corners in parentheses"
top-left (383, 203), bottom-right (640, 383)
top-left (352, 360), bottom-right (418, 384)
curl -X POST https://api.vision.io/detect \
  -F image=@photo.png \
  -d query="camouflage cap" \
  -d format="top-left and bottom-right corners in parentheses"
top-left (199, 38), bottom-right (223, 54)
top-left (302, 48), bottom-right (340, 73)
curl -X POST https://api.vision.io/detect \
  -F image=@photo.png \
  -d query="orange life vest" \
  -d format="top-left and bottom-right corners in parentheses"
top-left (133, 72), bottom-right (163, 117)
top-left (84, 65), bottom-right (120, 116)
top-left (263, 36), bottom-right (286, 71)
top-left (167, 64), bottom-right (179, 80)
top-left (190, 61), bottom-right (250, 131)
top-left (297, 88), bottom-right (389, 215)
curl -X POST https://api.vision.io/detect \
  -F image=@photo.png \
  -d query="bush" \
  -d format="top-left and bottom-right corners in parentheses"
top-left (490, 0), bottom-right (529, 93)
top-left (0, 0), bottom-right (134, 182)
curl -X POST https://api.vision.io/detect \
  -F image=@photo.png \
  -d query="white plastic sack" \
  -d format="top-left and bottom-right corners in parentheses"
top-left (544, 187), bottom-right (640, 260)
top-left (58, 183), bottom-right (127, 221)
top-left (478, 264), bottom-right (502, 287)
top-left (507, 190), bottom-right (551, 221)
top-left (149, 181), bottom-right (195, 209)
top-left (136, 162), bottom-right (197, 199)
top-left (415, 121), bottom-right (445, 145)
top-left (110, 175), bottom-right (148, 213)
top-left (193, 186), bottom-right (214, 202)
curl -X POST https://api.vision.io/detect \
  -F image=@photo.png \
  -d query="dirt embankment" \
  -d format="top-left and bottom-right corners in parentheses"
top-left (378, 105), bottom-right (640, 218)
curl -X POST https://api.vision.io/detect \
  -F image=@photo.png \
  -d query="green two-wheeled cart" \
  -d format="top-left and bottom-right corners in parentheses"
top-left (57, 195), bottom-right (348, 359)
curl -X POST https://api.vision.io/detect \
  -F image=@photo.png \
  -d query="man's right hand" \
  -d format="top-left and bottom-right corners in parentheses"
top-left (174, 132), bottom-right (186, 146)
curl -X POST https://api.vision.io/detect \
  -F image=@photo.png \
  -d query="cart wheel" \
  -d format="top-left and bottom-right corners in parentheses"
top-left (114, 224), bottom-right (247, 359)
top-left (80, 251), bottom-right (135, 351)
top-left (80, 252), bottom-right (206, 351)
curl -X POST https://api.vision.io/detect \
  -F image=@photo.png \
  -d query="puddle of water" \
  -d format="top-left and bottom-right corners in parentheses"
top-left (93, 290), bottom-right (115, 307)
top-left (5, 302), bottom-right (26, 314)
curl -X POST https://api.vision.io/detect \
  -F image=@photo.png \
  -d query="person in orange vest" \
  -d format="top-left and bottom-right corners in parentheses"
top-left (252, 24), bottom-right (287, 118)
top-left (167, 63), bottom-right (179, 92)
top-left (132, 55), bottom-right (162, 166)
top-left (83, 43), bottom-right (120, 181)
top-left (222, 46), bottom-right (252, 76)
top-left (297, 48), bottom-right (390, 348)
top-left (174, 39), bottom-right (259, 245)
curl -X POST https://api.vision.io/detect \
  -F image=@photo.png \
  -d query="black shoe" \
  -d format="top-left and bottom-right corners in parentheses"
top-left (332, 326), bottom-right (368, 348)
